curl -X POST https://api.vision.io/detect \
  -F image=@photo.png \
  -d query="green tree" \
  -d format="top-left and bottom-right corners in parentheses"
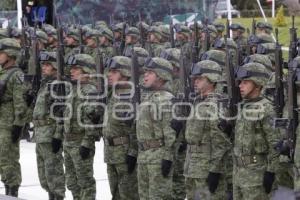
top-left (275, 5), bottom-right (287, 27)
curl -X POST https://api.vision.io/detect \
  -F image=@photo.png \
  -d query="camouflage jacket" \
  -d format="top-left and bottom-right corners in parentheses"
top-left (184, 93), bottom-right (231, 178)
top-left (146, 42), bottom-right (165, 57)
top-left (136, 90), bottom-right (176, 164)
top-left (32, 77), bottom-right (57, 143)
top-left (55, 82), bottom-right (100, 148)
top-left (102, 88), bottom-right (138, 164)
top-left (234, 97), bottom-right (280, 173)
top-left (0, 66), bottom-right (28, 131)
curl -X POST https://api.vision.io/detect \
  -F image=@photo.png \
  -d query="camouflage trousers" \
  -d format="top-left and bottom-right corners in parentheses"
top-left (172, 143), bottom-right (186, 200)
top-left (0, 129), bottom-right (21, 187)
top-left (138, 163), bottom-right (173, 200)
top-left (36, 143), bottom-right (65, 197)
top-left (185, 176), bottom-right (226, 200)
top-left (64, 145), bottom-right (96, 200)
top-left (107, 163), bottom-right (139, 200)
top-left (233, 165), bottom-right (271, 200)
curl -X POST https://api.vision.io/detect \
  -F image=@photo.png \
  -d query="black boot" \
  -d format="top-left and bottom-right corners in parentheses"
top-left (48, 192), bottom-right (55, 200)
top-left (9, 185), bottom-right (19, 197)
top-left (4, 185), bottom-right (9, 195)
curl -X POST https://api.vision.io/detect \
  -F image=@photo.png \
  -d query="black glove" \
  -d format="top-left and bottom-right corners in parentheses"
top-left (170, 119), bottom-right (184, 136)
top-left (161, 159), bottom-right (172, 177)
top-left (79, 146), bottom-right (91, 160)
top-left (126, 155), bottom-right (137, 174)
top-left (206, 172), bottom-right (221, 193)
top-left (263, 171), bottom-right (275, 194)
top-left (11, 125), bottom-right (23, 143)
top-left (51, 138), bottom-right (62, 153)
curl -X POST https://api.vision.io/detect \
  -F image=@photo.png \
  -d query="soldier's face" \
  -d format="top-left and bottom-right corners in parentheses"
top-left (143, 70), bottom-right (159, 88)
top-left (85, 37), bottom-right (96, 47)
top-left (107, 70), bottom-right (123, 86)
top-left (70, 66), bottom-right (84, 81)
top-left (149, 34), bottom-right (158, 43)
top-left (64, 36), bottom-right (75, 45)
top-left (99, 36), bottom-right (107, 45)
top-left (232, 30), bottom-right (238, 39)
top-left (193, 76), bottom-right (212, 95)
top-left (239, 80), bottom-right (261, 99)
top-left (114, 32), bottom-right (121, 40)
top-left (42, 63), bottom-right (56, 77)
top-left (0, 52), bottom-right (9, 65)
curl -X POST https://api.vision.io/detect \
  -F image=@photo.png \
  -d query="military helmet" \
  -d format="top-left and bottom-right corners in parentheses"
top-left (160, 48), bottom-right (180, 68)
top-left (39, 51), bottom-right (57, 69)
top-left (111, 22), bottom-right (127, 32)
top-left (174, 24), bottom-right (191, 38)
top-left (144, 57), bottom-right (173, 81)
top-left (125, 27), bottom-right (140, 38)
top-left (107, 56), bottom-right (131, 77)
top-left (243, 54), bottom-right (273, 72)
top-left (152, 21), bottom-right (164, 26)
top-left (66, 54), bottom-right (96, 74)
top-left (84, 28), bottom-right (101, 40)
top-left (248, 33), bottom-right (274, 46)
top-left (213, 22), bottom-right (225, 33)
top-left (0, 38), bottom-right (21, 59)
top-left (124, 47), bottom-right (149, 68)
top-left (159, 25), bottom-right (170, 40)
top-left (95, 21), bottom-right (107, 28)
top-left (256, 22), bottom-right (273, 34)
top-left (190, 60), bottom-right (222, 83)
top-left (99, 26), bottom-right (114, 41)
top-left (65, 27), bottom-right (80, 41)
top-left (256, 42), bottom-right (276, 64)
top-left (42, 24), bottom-right (57, 39)
top-left (148, 26), bottom-right (163, 40)
top-left (36, 30), bottom-right (48, 43)
top-left (206, 25), bottom-right (218, 39)
top-left (213, 37), bottom-right (237, 50)
top-left (236, 62), bottom-right (271, 86)
top-left (9, 27), bottom-right (22, 38)
top-left (136, 22), bottom-right (150, 34)
top-left (200, 49), bottom-right (226, 68)
top-left (229, 23), bottom-right (245, 32)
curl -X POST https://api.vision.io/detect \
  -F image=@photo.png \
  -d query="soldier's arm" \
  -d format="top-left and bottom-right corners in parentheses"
top-left (263, 104), bottom-right (281, 172)
top-left (209, 115), bottom-right (231, 173)
top-left (11, 71), bottom-right (28, 126)
top-left (161, 101), bottom-right (176, 161)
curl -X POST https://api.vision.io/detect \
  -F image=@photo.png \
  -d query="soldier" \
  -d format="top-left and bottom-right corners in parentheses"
top-left (98, 26), bottom-right (114, 60)
top-left (123, 27), bottom-right (141, 55)
top-left (63, 27), bottom-right (81, 57)
top-left (111, 22), bottom-right (127, 56)
top-left (233, 62), bottom-right (280, 199)
top-left (159, 25), bottom-right (172, 49)
top-left (42, 24), bottom-right (58, 50)
top-left (0, 38), bottom-right (28, 197)
top-left (137, 57), bottom-right (176, 199)
top-left (160, 48), bottom-right (187, 200)
top-left (83, 28), bottom-right (101, 56)
top-left (229, 23), bottom-right (247, 52)
top-left (55, 54), bottom-right (99, 199)
top-left (184, 60), bottom-right (230, 200)
top-left (146, 26), bottom-right (165, 57)
top-left (199, 25), bottom-right (218, 53)
top-left (103, 56), bottom-right (139, 199)
top-left (248, 33), bottom-right (274, 55)
top-left (256, 22), bottom-right (273, 35)
top-left (213, 22), bottom-right (225, 39)
top-left (33, 51), bottom-right (65, 200)
top-left (174, 24), bottom-right (192, 60)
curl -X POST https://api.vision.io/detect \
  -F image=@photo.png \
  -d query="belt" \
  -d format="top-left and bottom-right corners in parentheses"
top-left (33, 119), bottom-right (55, 127)
top-left (138, 139), bottom-right (164, 151)
top-left (188, 144), bottom-right (210, 153)
top-left (64, 133), bottom-right (83, 141)
top-left (104, 136), bottom-right (129, 146)
top-left (235, 155), bottom-right (266, 167)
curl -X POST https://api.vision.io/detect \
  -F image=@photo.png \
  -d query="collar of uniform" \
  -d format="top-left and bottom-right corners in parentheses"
top-left (242, 96), bottom-right (263, 104)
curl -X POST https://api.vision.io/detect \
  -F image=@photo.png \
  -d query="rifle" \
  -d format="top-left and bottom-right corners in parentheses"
top-left (120, 21), bottom-right (126, 55)
top-left (226, 18), bottom-right (230, 38)
top-left (95, 38), bottom-right (105, 97)
top-left (131, 49), bottom-right (141, 108)
top-left (192, 17), bottom-right (199, 63)
top-left (78, 23), bottom-right (84, 53)
top-left (289, 16), bottom-right (297, 61)
top-left (169, 9), bottom-right (175, 48)
top-left (138, 12), bottom-right (145, 48)
top-left (222, 35), bottom-right (240, 139)
top-left (203, 19), bottom-right (210, 52)
top-left (274, 28), bottom-right (285, 118)
top-left (251, 18), bottom-right (256, 35)
top-left (20, 16), bottom-right (30, 72)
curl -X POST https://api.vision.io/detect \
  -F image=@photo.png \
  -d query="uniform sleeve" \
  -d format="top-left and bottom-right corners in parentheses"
top-left (161, 100), bottom-right (176, 162)
top-left (263, 104), bottom-right (280, 172)
top-left (209, 118), bottom-right (231, 173)
top-left (127, 124), bottom-right (138, 158)
top-left (12, 71), bottom-right (28, 126)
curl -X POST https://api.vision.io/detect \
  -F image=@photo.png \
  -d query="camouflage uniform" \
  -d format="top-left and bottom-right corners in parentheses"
top-left (160, 48), bottom-right (186, 200)
top-left (184, 60), bottom-right (230, 200)
top-left (233, 63), bottom-right (280, 199)
top-left (123, 27), bottom-right (141, 56)
top-left (55, 54), bottom-right (99, 200)
top-left (98, 26), bottom-right (114, 60)
top-left (102, 56), bottom-right (139, 199)
top-left (33, 51), bottom-right (65, 199)
top-left (146, 26), bottom-right (166, 57)
top-left (137, 57), bottom-right (176, 200)
top-left (0, 38), bottom-right (28, 197)
top-left (174, 25), bottom-right (192, 62)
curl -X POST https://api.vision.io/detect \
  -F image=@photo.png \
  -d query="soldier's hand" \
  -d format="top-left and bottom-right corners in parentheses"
top-left (217, 120), bottom-right (233, 137)
top-left (206, 172), bottom-right (221, 193)
top-left (126, 155), bottom-right (137, 174)
top-left (79, 146), bottom-right (91, 160)
top-left (263, 171), bottom-right (275, 194)
top-left (170, 119), bottom-right (184, 136)
top-left (11, 125), bottom-right (23, 143)
top-left (161, 159), bottom-right (172, 177)
top-left (51, 138), bottom-right (62, 153)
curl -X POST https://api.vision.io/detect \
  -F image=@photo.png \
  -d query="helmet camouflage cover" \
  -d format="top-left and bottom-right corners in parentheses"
top-left (39, 51), bottom-right (57, 69)
top-left (190, 60), bottom-right (222, 83)
top-left (160, 48), bottom-right (180, 69)
top-left (144, 57), bottom-right (173, 81)
top-left (66, 54), bottom-right (96, 74)
top-left (0, 38), bottom-right (21, 59)
top-left (107, 56), bottom-right (131, 77)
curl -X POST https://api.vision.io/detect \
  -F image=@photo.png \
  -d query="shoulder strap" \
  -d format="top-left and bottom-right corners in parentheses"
top-left (3, 67), bottom-right (21, 84)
